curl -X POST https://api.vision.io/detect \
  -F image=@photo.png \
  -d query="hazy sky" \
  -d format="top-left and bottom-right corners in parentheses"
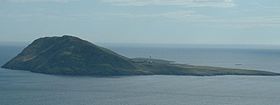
top-left (0, 0), bottom-right (280, 45)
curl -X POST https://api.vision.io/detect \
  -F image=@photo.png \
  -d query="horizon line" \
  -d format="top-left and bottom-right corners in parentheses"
top-left (1, 41), bottom-right (280, 47)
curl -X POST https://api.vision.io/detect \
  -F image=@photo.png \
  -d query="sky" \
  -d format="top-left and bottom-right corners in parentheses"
top-left (0, 0), bottom-right (280, 45)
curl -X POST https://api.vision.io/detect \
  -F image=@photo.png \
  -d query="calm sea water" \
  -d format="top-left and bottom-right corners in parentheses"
top-left (1, 45), bottom-right (280, 105)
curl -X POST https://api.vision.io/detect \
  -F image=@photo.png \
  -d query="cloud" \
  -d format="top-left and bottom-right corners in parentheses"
top-left (228, 16), bottom-right (280, 28)
top-left (103, 11), bottom-right (280, 28)
top-left (0, 0), bottom-right (77, 3)
top-left (106, 10), bottom-right (199, 19)
top-left (101, 0), bottom-right (235, 7)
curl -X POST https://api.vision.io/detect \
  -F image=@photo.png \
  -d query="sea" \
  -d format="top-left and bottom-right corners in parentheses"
top-left (1, 44), bottom-right (280, 105)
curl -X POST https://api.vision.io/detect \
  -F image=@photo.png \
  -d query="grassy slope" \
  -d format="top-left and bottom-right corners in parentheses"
top-left (2, 36), bottom-right (279, 76)
top-left (132, 58), bottom-right (279, 76)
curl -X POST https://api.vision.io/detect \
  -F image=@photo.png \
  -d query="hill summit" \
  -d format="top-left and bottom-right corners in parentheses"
top-left (2, 35), bottom-right (140, 75)
top-left (2, 35), bottom-right (279, 76)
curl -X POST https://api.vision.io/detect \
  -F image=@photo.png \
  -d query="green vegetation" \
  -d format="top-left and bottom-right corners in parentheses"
top-left (2, 35), bottom-right (279, 76)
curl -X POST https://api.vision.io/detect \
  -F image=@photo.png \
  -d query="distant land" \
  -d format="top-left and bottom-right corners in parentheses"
top-left (2, 35), bottom-right (279, 76)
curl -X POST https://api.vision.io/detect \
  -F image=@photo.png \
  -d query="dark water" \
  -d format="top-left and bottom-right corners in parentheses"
top-left (1, 45), bottom-right (280, 105)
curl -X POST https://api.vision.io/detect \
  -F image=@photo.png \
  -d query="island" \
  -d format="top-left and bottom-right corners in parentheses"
top-left (2, 35), bottom-right (279, 76)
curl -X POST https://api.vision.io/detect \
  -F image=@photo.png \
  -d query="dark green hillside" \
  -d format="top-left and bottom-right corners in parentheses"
top-left (2, 35), bottom-right (279, 76)
top-left (2, 35), bottom-right (140, 75)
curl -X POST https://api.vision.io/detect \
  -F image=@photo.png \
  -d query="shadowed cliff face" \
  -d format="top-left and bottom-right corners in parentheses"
top-left (2, 35), bottom-right (139, 75)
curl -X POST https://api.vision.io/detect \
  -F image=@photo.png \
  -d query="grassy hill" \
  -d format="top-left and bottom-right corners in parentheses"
top-left (2, 35), bottom-right (279, 76)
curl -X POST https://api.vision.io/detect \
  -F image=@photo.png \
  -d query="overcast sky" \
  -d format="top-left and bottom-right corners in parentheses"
top-left (0, 0), bottom-right (280, 45)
